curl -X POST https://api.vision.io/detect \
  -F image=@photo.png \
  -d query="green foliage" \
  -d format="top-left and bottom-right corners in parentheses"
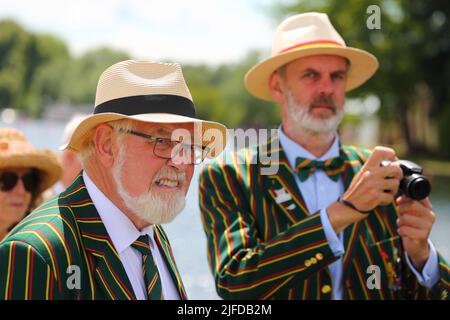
top-left (0, 19), bottom-right (279, 128)
top-left (182, 52), bottom-right (280, 129)
top-left (59, 48), bottom-right (130, 105)
top-left (0, 20), bottom-right (70, 116)
top-left (0, 20), bottom-right (129, 116)
top-left (438, 104), bottom-right (450, 158)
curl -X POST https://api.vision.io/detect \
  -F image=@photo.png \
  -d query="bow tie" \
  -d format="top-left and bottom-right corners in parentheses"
top-left (295, 156), bottom-right (345, 182)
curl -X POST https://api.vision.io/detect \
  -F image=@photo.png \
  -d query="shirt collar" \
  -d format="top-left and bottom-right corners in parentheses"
top-left (278, 126), bottom-right (340, 171)
top-left (83, 171), bottom-right (155, 253)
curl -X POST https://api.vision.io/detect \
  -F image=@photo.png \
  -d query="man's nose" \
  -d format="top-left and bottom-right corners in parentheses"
top-left (166, 149), bottom-right (192, 171)
top-left (317, 75), bottom-right (335, 96)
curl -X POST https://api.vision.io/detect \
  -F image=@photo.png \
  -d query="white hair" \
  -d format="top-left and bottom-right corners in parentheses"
top-left (77, 118), bottom-right (135, 168)
top-left (285, 88), bottom-right (344, 134)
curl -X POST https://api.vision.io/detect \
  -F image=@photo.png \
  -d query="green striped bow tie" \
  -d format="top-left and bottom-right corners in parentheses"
top-left (295, 156), bottom-right (345, 182)
top-left (131, 234), bottom-right (163, 300)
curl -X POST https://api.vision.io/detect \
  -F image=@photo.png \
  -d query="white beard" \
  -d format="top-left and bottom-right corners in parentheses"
top-left (285, 89), bottom-right (344, 135)
top-left (112, 146), bottom-right (186, 225)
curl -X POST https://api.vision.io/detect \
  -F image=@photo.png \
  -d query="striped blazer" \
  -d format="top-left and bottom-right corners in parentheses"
top-left (0, 174), bottom-right (187, 300)
top-left (199, 135), bottom-right (450, 299)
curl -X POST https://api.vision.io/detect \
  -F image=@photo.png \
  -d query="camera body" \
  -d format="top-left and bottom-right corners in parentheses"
top-left (388, 160), bottom-right (431, 200)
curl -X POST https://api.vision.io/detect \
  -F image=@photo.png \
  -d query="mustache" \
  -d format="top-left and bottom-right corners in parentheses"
top-left (152, 166), bottom-right (186, 184)
top-left (309, 95), bottom-right (337, 111)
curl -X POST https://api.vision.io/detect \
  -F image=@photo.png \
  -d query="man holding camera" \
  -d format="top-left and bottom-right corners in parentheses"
top-left (199, 12), bottom-right (450, 299)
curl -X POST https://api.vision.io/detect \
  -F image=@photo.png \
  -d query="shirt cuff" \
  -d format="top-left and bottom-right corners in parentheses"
top-left (405, 239), bottom-right (440, 289)
top-left (321, 208), bottom-right (345, 257)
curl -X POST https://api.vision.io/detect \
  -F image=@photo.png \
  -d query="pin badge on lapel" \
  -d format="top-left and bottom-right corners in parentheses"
top-left (273, 188), bottom-right (296, 210)
top-left (381, 250), bottom-right (399, 291)
top-left (381, 248), bottom-right (404, 293)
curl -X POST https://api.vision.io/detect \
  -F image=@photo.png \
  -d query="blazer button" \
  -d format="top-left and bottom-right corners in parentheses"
top-left (316, 253), bottom-right (324, 261)
top-left (310, 258), bottom-right (318, 264)
top-left (321, 285), bottom-right (332, 294)
top-left (304, 259), bottom-right (312, 267)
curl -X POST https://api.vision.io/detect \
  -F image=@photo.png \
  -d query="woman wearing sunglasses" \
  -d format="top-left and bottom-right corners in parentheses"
top-left (0, 128), bottom-right (62, 240)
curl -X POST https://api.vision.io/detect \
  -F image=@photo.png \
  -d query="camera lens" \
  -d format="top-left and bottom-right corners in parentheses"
top-left (404, 175), bottom-right (431, 200)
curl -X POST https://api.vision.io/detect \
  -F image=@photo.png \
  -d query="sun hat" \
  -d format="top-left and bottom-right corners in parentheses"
top-left (62, 60), bottom-right (228, 158)
top-left (61, 113), bottom-right (89, 146)
top-left (245, 12), bottom-right (379, 101)
top-left (0, 128), bottom-right (62, 193)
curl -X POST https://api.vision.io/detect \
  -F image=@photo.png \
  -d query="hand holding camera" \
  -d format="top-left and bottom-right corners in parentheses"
top-left (381, 160), bottom-right (431, 201)
top-left (338, 146), bottom-right (435, 269)
top-left (340, 146), bottom-right (403, 214)
top-left (340, 146), bottom-right (432, 216)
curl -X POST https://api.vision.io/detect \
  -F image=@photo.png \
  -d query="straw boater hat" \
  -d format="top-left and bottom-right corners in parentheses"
top-left (62, 60), bottom-right (228, 157)
top-left (245, 12), bottom-right (379, 101)
top-left (0, 129), bottom-right (62, 193)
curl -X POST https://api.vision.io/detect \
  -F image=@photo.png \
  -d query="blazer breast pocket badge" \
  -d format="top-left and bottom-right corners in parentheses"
top-left (273, 187), bottom-right (296, 210)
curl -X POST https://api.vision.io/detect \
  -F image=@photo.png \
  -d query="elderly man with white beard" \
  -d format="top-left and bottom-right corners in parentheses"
top-left (0, 60), bottom-right (227, 300)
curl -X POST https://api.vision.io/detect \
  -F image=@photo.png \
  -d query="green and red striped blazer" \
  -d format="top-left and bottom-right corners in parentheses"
top-left (0, 174), bottom-right (187, 300)
top-left (199, 135), bottom-right (450, 299)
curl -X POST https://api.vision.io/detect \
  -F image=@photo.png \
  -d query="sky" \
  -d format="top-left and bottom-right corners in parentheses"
top-left (0, 0), bottom-right (282, 65)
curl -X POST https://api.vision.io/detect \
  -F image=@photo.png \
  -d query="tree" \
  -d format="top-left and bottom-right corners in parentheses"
top-left (59, 47), bottom-right (130, 105)
top-left (0, 19), bottom-right (70, 116)
top-left (183, 52), bottom-right (281, 129)
top-left (0, 20), bottom-right (130, 116)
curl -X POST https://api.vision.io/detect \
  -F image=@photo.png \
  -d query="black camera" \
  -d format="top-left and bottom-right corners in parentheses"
top-left (382, 160), bottom-right (431, 200)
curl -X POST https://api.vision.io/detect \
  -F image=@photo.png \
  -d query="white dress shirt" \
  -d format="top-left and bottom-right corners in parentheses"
top-left (278, 127), bottom-right (440, 299)
top-left (83, 171), bottom-right (180, 300)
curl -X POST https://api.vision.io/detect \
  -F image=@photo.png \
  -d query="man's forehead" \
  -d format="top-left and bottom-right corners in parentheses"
top-left (135, 122), bottom-right (195, 135)
top-left (289, 55), bottom-right (348, 70)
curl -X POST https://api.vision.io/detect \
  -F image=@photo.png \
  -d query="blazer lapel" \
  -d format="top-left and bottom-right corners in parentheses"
top-left (61, 174), bottom-right (137, 300)
top-left (261, 135), bottom-right (311, 224)
top-left (153, 225), bottom-right (188, 300)
top-left (340, 146), bottom-right (366, 271)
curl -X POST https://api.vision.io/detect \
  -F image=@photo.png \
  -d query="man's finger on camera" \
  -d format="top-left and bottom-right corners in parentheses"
top-left (377, 191), bottom-right (396, 206)
top-left (381, 178), bottom-right (400, 195)
top-left (364, 146), bottom-right (398, 169)
top-left (396, 195), bottom-right (433, 210)
top-left (397, 212), bottom-right (434, 231)
top-left (396, 196), bottom-right (435, 236)
top-left (397, 225), bottom-right (430, 242)
top-left (381, 161), bottom-right (403, 180)
top-left (357, 163), bottom-right (402, 188)
top-left (396, 197), bottom-right (435, 220)
top-left (346, 180), bottom-right (395, 210)
top-left (344, 148), bottom-right (401, 212)
top-left (344, 173), bottom-right (396, 211)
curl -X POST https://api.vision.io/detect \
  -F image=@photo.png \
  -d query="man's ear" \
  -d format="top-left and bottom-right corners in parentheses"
top-left (268, 72), bottom-right (286, 104)
top-left (93, 124), bottom-right (117, 168)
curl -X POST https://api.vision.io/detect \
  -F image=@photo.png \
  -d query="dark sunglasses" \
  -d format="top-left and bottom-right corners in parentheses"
top-left (0, 170), bottom-right (39, 193)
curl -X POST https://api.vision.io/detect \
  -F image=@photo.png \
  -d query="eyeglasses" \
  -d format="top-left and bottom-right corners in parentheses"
top-left (119, 129), bottom-right (210, 165)
top-left (0, 170), bottom-right (39, 193)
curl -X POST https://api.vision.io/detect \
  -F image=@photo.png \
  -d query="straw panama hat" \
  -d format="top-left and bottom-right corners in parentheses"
top-left (0, 129), bottom-right (62, 193)
top-left (245, 12), bottom-right (379, 101)
top-left (63, 60), bottom-right (228, 158)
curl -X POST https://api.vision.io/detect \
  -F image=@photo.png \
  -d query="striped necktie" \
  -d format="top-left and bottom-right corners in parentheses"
top-left (295, 156), bottom-right (345, 182)
top-left (131, 234), bottom-right (163, 300)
